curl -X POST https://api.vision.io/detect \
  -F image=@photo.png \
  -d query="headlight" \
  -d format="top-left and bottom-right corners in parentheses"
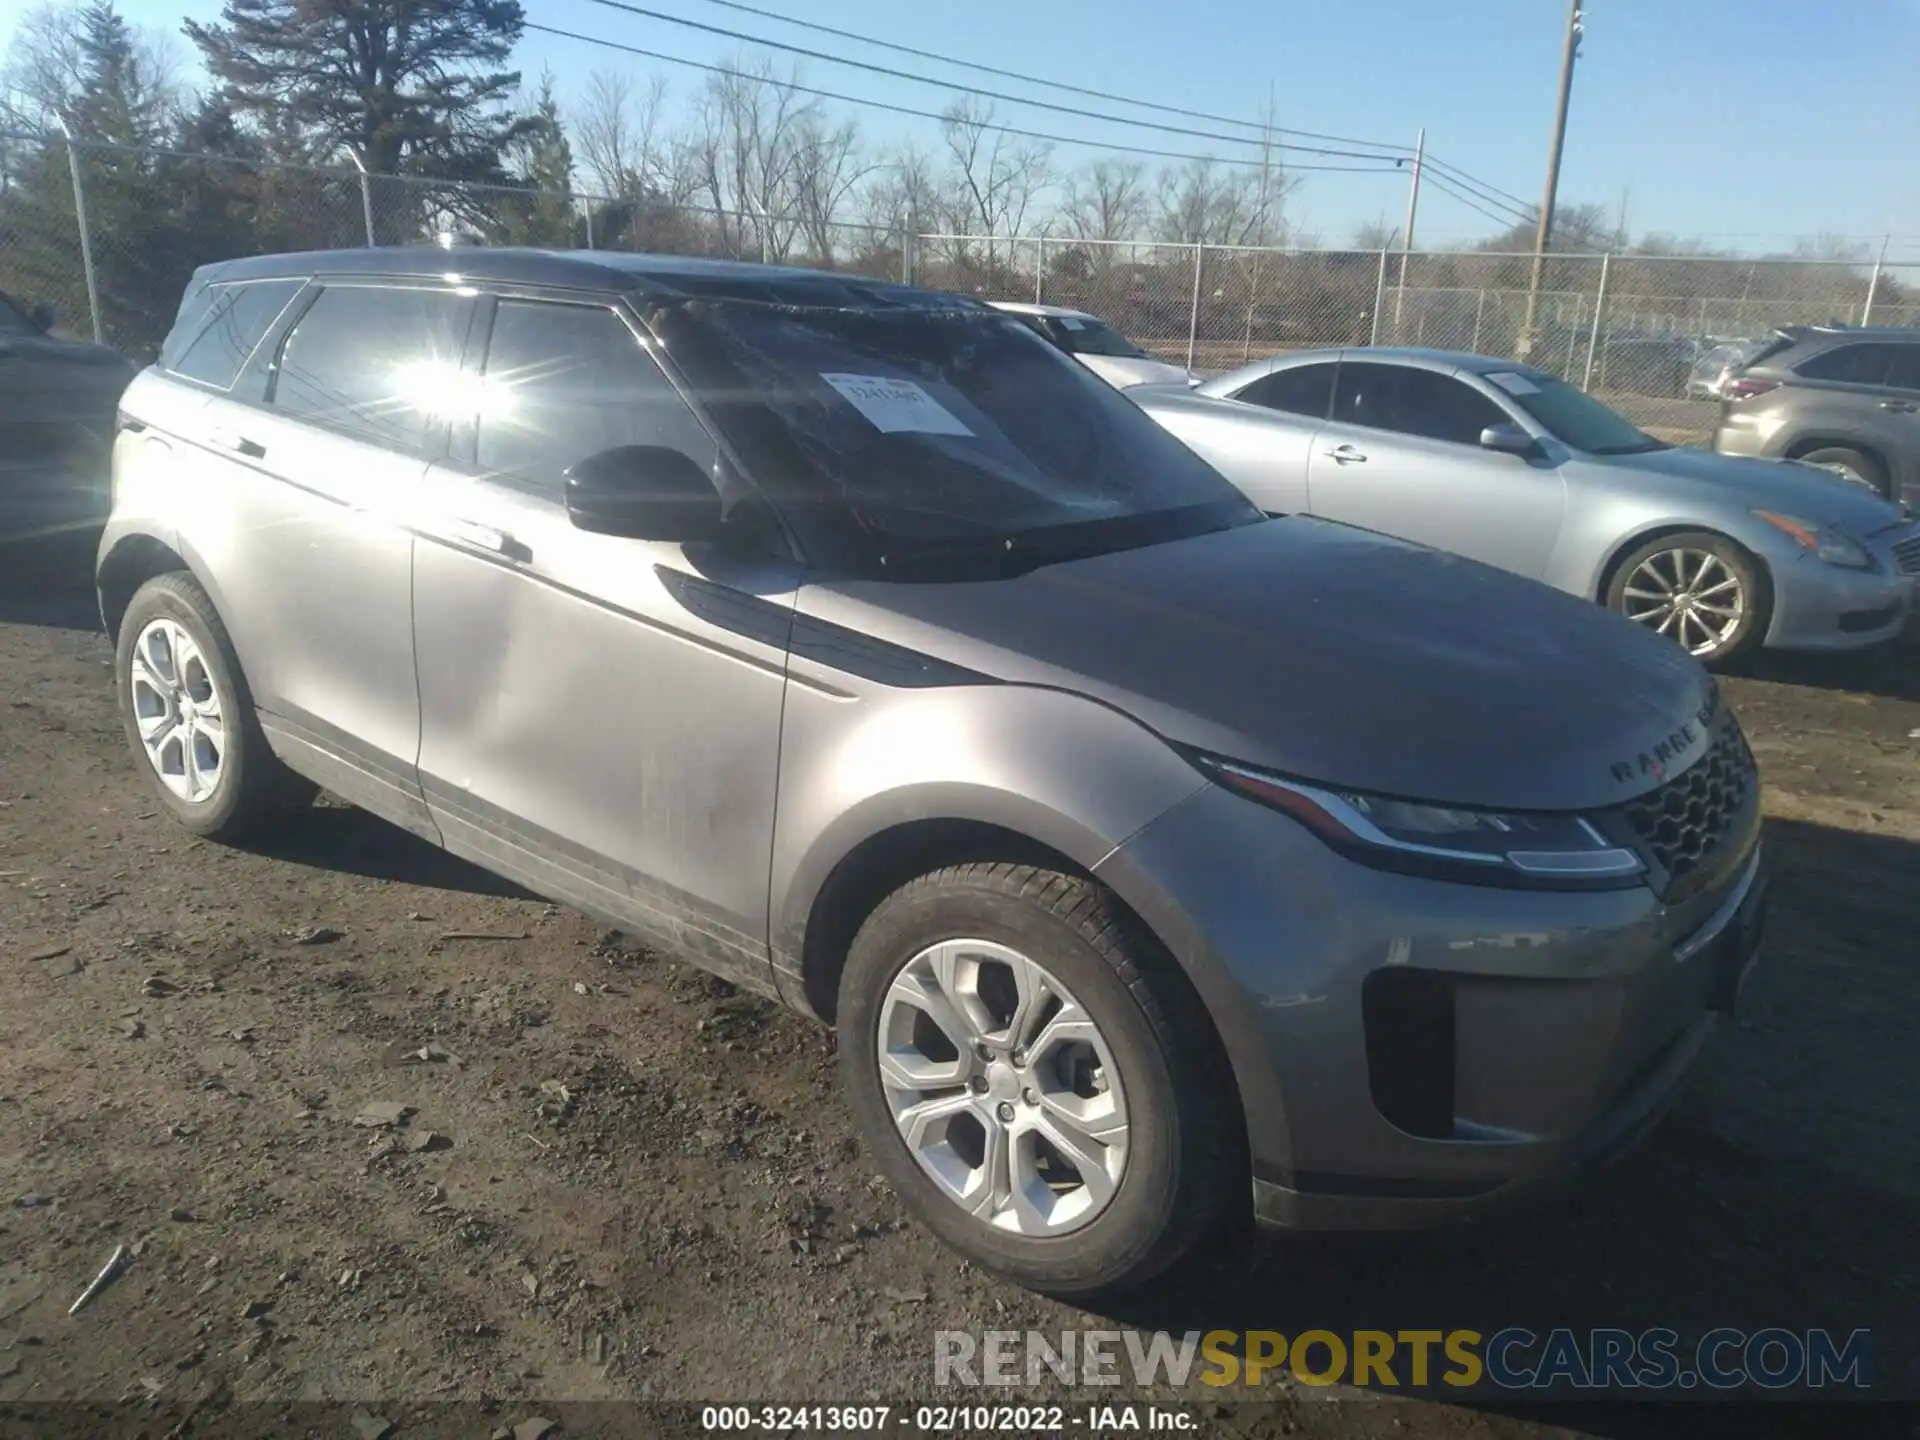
top-left (1192, 754), bottom-right (1644, 888)
top-left (1754, 511), bottom-right (1873, 570)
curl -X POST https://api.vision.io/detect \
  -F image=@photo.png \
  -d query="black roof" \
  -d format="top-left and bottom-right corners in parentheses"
top-left (198, 246), bottom-right (979, 310)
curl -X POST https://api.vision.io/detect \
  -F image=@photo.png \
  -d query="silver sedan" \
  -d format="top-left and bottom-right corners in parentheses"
top-left (1135, 348), bottom-right (1920, 663)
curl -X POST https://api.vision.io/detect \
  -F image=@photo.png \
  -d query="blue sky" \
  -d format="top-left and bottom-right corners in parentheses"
top-left (80, 0), bottom-right (1920, 256)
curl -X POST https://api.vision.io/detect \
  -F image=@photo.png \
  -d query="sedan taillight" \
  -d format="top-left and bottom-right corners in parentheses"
top-left (1721, 377), bottom-right (1779, 402)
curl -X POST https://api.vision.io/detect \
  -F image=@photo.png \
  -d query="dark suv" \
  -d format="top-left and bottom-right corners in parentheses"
top-left (0, 289), bottom-right (135, 545)
top-left (1712, 325), bottom-right (1920, 504)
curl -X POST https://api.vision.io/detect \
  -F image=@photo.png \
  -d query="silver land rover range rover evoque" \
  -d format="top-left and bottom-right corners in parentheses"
top-left (99, 248), bottom-right (1766, 1296)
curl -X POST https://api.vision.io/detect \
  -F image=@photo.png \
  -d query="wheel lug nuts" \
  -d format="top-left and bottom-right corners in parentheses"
top-left (995, 1101), bottom-right (1015, 1123)
top-left (975, 1043), bottom-right (993, 1062)
top-left (1022, 1088), bottom-right (1038, 1106)
top-left (1010, 1049), bottom-right (1027, 1067)
top-left (969, 1076), bottom-right (988, 1095)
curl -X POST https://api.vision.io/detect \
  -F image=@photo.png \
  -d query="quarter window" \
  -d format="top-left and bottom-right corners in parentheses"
top-left (1234, 362), bottom-right (1337, 418)
top-left (170, 279), bottom-right (303, 390)
top-left (1794, 343), bottom-right (1896, 387)
top-left (1331, 362), bottom-right (1508, 445)
top-left (475, 300), bottom-right (713, 492)
top-left (270, 285), bottom-right (470, 451)
top-left (1884, 344), bottom-right (1920, 392)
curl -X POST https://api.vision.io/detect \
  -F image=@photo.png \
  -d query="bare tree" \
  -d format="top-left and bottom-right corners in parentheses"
top-left (938, 97), bottom-right (1052, 272)
top-left (1154, 153), bottom-right (1293, 249)
top-left (788, 110), bottom-right (870, 262)
top-left (684, 55), bottom-right (818, 261)
top-left (573, 68), bottom-right (685, 201)
top-left (1064, 158), bottom-right (1147, 251)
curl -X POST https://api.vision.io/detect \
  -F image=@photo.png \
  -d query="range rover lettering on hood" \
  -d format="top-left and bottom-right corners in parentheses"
top-left (1608, 691), bottom-right (1720, 785)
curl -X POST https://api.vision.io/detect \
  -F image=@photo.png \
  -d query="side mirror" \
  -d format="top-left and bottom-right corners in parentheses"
top-left (563, 445), bottom-right (724, 542)
top-left (1479, 422), bottom-right (1539, 458)
top-left (28, 302), bottom-right (57, 332)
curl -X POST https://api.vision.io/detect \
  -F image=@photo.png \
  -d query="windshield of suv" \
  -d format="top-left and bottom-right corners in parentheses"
top-left (655, 300), bottom-right (1258, 575)
top-left (1041, 315), bottom-right (1151, 360)
top-left (1484, 370), bottom-right (1668, 455)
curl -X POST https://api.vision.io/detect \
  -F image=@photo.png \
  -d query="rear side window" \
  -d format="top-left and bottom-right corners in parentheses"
top-left (169, 279), bottom-right (303, 390)
top-left (1332, 362), bottom-right (1507, 445)
top-left (475, 300), bottom-right (713, 493)
top-left (1235, 362), bottom-right (1336, 418)
top-left (1794, 343), bottom-right (1896, 387)
top-left (1886, 344), bottom-right (1920, 391)
top-left (270, 285), bottom-right (469, 451)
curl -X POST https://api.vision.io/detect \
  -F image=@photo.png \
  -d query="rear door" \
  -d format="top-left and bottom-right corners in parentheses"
top-left (197, 280), bottom-right (472, 836)
top-left (1305, 361), bottom-right (1567, 579)
top-left (410, 293), bottom-right (795, 995)
top-left (1789, 342), bottom-right (1915, 478)
top-left (1880, 344), bottom-right (1920, 503)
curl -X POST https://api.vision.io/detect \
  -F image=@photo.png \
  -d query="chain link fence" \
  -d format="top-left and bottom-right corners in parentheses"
top-left (5, 134), bottom-right (1915, 446)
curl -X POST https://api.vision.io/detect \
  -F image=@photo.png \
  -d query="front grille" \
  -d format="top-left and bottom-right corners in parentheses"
top-left (1892, 530), bottom-right (1920, 577)
top-left (1619, 714), bottom-right (1756, 891)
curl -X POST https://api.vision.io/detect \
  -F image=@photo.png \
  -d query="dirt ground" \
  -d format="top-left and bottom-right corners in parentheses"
top-left (2, 537), bottom-right (1916, 1439)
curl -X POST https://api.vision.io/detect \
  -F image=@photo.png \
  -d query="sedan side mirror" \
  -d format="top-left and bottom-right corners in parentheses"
top-left (28, 302), bottom-right (57, 332)
top-left (1479, 422), bottom-right (1539, 458)
top-left (563, 445), bottom-right (724, 542)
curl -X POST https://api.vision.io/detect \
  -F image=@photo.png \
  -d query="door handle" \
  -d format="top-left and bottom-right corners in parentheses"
top-left (206, 427), bottom-right (266, 459)
top-left (1881, 400), bottom-right (1918, 413)
top-left (448, 518), bottom-right (517, 556)
top-left (1323, 443), bottom-right (1368, 464)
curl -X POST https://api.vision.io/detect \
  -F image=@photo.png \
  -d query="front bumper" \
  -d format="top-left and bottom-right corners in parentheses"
top-left (1763, 550), bottom-right (1916, 652)
top-left (1095, 781), bottom-right (1765, 1231)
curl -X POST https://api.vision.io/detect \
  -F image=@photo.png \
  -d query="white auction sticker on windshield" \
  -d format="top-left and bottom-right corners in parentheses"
top-left (821, 373), bottom-right (974, 436)
top-left (1487, 371), bottom-right (1541, 395)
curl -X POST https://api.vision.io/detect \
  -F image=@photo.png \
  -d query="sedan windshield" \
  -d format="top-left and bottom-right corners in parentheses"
top-left (1042, 315), bottom-right (1151, 360)
top-left (655, 300), bottom-right (1258, 575)
top-left (1486, 370), bottom-right (1668, 456)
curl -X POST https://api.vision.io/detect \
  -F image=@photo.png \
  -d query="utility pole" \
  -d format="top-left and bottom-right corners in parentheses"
top-left (1392, 127), bottom-right (1425, 335)
top-left (1517, 0), bottom-right (1583, 361)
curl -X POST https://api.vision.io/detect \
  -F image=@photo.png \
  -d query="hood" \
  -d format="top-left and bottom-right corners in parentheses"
top-left (1078, 354), bottom-right (1196, 390)
top-left (803, 518), bottom-right (1715, 813)
top-left (0, 332), bottom-right (132, 370)
top-left (1590, 445), bottom-right (1907, 533)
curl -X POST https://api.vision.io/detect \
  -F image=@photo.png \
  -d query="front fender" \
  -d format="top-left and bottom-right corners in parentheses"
top-left (768, 678), bottom-right (1206, 979)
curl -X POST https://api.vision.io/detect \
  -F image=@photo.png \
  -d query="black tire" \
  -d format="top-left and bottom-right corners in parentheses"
top-left (837, 862), bottom-right (1241, 1298)
top-left (1795, 446), bottom-right (1889, 497)
top-left (115, 571), bottom-right (315, 840)
top-left (1604, 530), bottom-right (1769, 668)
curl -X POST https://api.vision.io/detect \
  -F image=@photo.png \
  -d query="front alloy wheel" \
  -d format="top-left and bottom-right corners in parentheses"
top-left (878, 938), bottom-right (1130, 1237)
top-left (1619, 547), bottom-right (1747, 657)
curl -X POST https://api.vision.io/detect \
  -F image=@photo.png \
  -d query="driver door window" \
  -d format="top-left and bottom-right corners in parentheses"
top-left (1331, 363), bottom-right (1508, 445)
top-left (475, 300), bottom-right (715, 493)
top-left (1235, 362), bottom-right (1337, 419)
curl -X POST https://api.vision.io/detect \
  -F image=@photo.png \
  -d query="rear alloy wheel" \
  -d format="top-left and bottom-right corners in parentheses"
top-left (116, 572), bottom-right (315, 839)
top-left (837, 863), bottom-right (1240, 1297)
top-left (1607, 531), bottom-right (1765, 665)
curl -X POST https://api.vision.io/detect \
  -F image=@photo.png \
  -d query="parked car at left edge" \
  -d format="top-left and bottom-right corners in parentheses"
top-left (1136, 346), bottom-right (1919, 665)
top-left (0, 290), bottom-right (135, 546)
top-left (990, 301), bottom-right (1194, 389)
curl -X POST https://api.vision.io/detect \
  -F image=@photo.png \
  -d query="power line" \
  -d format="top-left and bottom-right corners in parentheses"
top-left (1421, 153), bottom-right (1533, 217)
top-left (529, 21), bottom-right (1415, 176)
top-left (1422, 170), bottom-right (1522, 230)
top-left (683, 0), bottom-right (1418, 156)
top-left (577, 0), bottom-right (1407, 163)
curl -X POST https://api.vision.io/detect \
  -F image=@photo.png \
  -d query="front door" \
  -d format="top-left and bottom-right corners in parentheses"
top-left (410, 295), bottom-right (794, 995)
top-left (1305, 360), bottom-right (1567, 579)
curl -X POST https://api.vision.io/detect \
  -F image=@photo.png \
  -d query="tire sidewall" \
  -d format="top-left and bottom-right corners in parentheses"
top-left (116, 577), bottom-right (252, 835)
top-left (1607, 531), bottom-right (1765, 664)
top-left (838, 877), bottom-right (1184, 1294)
